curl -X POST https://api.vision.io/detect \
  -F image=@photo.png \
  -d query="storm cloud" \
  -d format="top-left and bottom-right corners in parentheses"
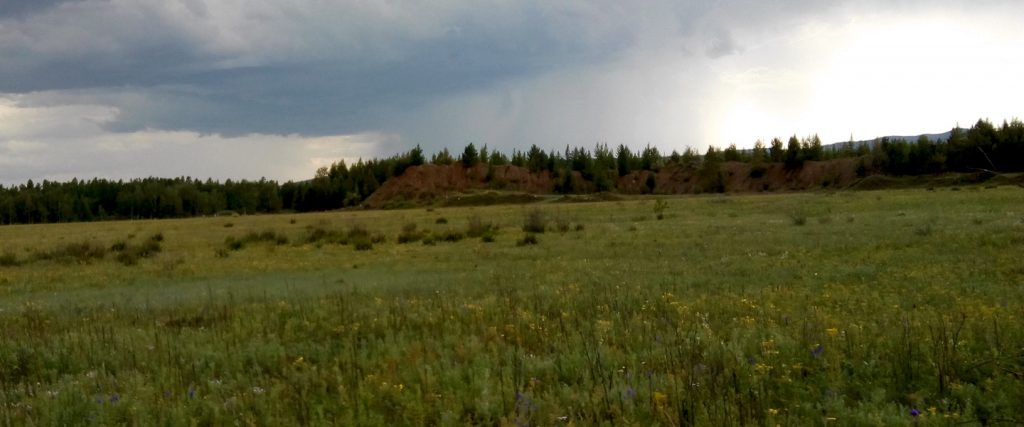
top-left (1, 0), bottom-right (1022, 184)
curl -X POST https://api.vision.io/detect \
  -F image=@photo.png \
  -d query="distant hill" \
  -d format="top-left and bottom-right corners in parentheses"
top-left (824, 130), bottom-right (955, 151)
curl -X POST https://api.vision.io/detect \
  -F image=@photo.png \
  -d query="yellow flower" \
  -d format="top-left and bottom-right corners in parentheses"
top-left (653, 391), bottom-right (668, 407)
top-left (826, 328), bottom-right (840, 338)
top-left (768, 408), bottom-right (779, 415)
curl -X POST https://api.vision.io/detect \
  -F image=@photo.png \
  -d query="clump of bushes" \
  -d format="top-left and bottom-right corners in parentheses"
top-left (435, 229), bottom-right (465, 242)
top-left (790, 212), bottom-right (808, 226)
top-left (35, 241), bottom-right (108, 264)
top-left (225, 230), bottom-right (289, 251)
top-left (112, 233), bottom-right (164, 266)
top-left (523, 209), bottom-right (546, 233)
top-left (435, 217), bottom-right (448, 224)
top-left (517, 233), bottom-right (539, 246)
top-left (0, 252), bottom-right (20, 267)
top-left (397, 223), bottom-right (425, 244)
top-left (302, 224), bottom-right (383, 249)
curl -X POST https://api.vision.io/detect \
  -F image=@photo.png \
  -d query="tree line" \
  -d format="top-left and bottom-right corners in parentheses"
top-left (1, 118), bottom-right (1021, 225)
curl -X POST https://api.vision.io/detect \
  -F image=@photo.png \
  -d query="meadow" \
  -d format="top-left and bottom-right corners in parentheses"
top-left (1, 186), bottom-right (1022, 426)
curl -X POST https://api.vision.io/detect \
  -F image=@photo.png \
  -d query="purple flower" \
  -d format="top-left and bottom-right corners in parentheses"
top-left (623, 387), bottom-right (637, 400)
top-left (811, 344), bottom-right (825, 358)
top-left (109, 394), bottom-right (120, 403)
top-left (187, 387), bottom-right (196, 399)
top-left (910, 408), bottom-right (921, 417)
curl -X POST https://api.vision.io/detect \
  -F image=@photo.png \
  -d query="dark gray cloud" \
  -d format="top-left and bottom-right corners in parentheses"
top-left (0, 0), bottom-right (707, 138)
top-left (0, 0), bottom-right (81, 19)
top-left (2, 0), bottom-right (1022, 185)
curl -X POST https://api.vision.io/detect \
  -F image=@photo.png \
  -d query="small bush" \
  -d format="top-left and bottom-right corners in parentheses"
top-left (214, 248), bottom-right (230, 258)
top-left (305, 226), bottom-right (346, 245)
top-left (914, 224), bottom-right (933, 237)
top-left (110, 241), bottom-right (128, 252)
top-left (224, 236), bottom-right (244, 251)
top-left (516, 233), bottom-right (539, 246)
top-left (467, 215), bottom-right (496, 238)
top-left (523, 209), bottom-right (546, 233)
top-left (149, 232), bottom-right (164, 243)
top-left (116, 239), bottom-right (162, 266)
top-left (422, 235), bottom-right (437, 246)
top-left (481, 233), bottom-right (496, 243)
top-left (435, 230), bottom-right (464, 242)
top-left (435, 217), bottom-right (448, 225)
top-left (353, 239), bottom-right (373, 251)
top-left (555, 218), bottom-right (570, 233)
top-left (223, 222), bottom-right (234, 228)
top-left (574, 224), bottom-right (585, 232)
top-left (0, 252), bottom-right (19, 267)
top-left (790, 212), bottom-right (807, 226)
top-left (398, 223), bottom-right (424, 244)
top-left (653, 199), bottom-right (669, 220)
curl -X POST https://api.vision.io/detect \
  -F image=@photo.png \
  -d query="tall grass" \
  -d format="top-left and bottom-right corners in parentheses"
top-left (0, 187), bottom-right (1021, 424)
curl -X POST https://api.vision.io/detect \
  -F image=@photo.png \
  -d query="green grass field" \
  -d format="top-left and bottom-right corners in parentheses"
top-left (1, 187), bottom-right (1022, 425)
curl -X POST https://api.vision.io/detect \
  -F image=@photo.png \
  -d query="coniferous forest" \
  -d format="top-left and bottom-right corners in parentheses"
top-left (1, 118), bottom-right (1022, 225)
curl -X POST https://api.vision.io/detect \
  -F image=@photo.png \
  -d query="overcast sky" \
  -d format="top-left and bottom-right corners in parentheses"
top-left (1, 0), bottom-right (1022, 185)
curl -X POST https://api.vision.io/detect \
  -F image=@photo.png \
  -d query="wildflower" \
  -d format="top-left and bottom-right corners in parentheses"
top-left (109, 394), bottom-right (120, 403)
top-left (811, 344), bottom-right (825, 358)
top-left (187, 387), bottom-right (196, 399)
top-left (826, 328), bottom-right (840, 337)
top-left (252, 386), bottom-right (265, 395)
top-left (910, 408), bottom-right (921, 417)
top-left (623, 386), bottom-right (637, 400)
top-left (768, 408), bottom-right (779, 415)
top-left (928, 407), bottom-right (937, 416)
top-left (653, 391), bottom-right (668, 407)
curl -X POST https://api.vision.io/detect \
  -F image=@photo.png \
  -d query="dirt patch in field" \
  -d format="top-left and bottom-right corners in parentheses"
top-left (362, 164), bottom-right (556, 208)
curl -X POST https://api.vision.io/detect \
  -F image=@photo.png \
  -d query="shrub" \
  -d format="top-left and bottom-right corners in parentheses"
top-left (0, 252), bottom-right (19, 267)
top-left (223, 222), bottom-right (234, 228)
top-left (555, 217), bottom-right (571, 233)
top-left (224, 236), bottom-right (244, 251)
top-left (116, 238), bottom-right (163, 266)
top-left (790, 212), bottom-right (807, 226)
top-left (653, 199), bottom-right (669, 220)
top-left (353, 239), bottom-right (373, 251)
top-left (481, 233), bottom-right (496, 243)
top-left (397, 223), bottom-right (423, 244)
top-left (516, 233), bottom-right (539, 246)
top-left (574, 224), bottom-right (585, 231)
top-left (214, 248), bottom-right (230, 258)
top-left (467, 215), bottom-right (496, 238)
top-left (523, 209), bottom-right (546, 233)
top-left (436, 230), bottom-right (464, 242)
top-left (37, 241), bottom-right (108, 263)
top-left (109, 241), bottom-right (128, 252)
top-left (435, 217), bottom-right (448, 224)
